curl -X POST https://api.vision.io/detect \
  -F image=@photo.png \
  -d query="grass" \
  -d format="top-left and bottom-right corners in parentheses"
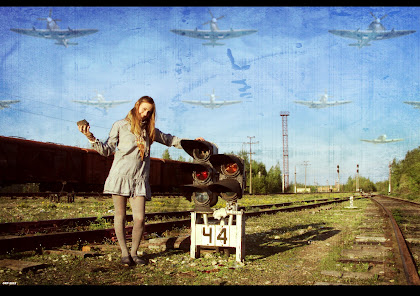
top-left (1, 193), bottom-right (387, 285)
top-left (0, 197), bottom-right (116, 223)
top-left (391, 208), bottom-right (404, 224)
top-left (387, 192), bottom-right (420, 203)
top-left (0, 192), bottom-right (351, 223)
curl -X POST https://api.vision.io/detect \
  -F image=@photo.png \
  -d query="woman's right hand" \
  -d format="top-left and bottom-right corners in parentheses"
top-left (78, 124), bottom-right (96, 142)
top-left (78, 124), bottom-right (90, 136)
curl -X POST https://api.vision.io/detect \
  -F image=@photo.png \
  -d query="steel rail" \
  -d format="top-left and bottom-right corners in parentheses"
top-left (240, 198), bottom-right (331, 211)
top-left (0, 192), bottom-right (184, 198)
top-left (0, 219), bottom-right (191, 254)
top-left (244, 197), bottom-right (352, 217)
top-left (0, 196), bottom-right (355, 254)
top-left (376, 194), bottom-right (420, 206)
top-left (370, 195), bottom-right (420, 285)
top-left (0, 210), bottom-right (191, 234)
top-left (0, 197), bottom-right (344, 235)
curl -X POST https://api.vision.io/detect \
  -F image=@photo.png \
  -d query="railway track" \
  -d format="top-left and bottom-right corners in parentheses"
top-left (0, 196), bottom-right (356, 254)
top-left (0, 191), bottom-right (184, 200)
top-left (370, 195), bottom-right (420, 285)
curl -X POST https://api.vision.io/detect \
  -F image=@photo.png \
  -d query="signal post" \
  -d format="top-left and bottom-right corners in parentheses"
top-left (190, 205), bottom-right (245, 262)
top-left (180, 140), bottom-right (246, 262)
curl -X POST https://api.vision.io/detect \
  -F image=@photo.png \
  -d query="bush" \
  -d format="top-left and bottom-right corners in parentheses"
top-left (388, 146), bottom-right (420, 196)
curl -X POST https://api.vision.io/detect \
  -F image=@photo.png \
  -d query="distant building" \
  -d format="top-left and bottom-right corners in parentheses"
top-left (297, 187), bottom-right (311, 193)
top-left (317, 182), bottom-right (340, 193)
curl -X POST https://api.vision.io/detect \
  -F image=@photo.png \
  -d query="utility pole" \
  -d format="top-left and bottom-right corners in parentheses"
top-left (302, 161), bottom-right (310, 191)
top-left (337, 164), bottom-right (340, 192)
top-left (244, 136), bottom-right (258, 194)
top-left (388, 162), bottom-right (392, 194)
top-left (280, 112), bottom-right (290, 190)
top-left (356, 164), bottom-right (360, 192)
top-left (294, 165), bottom-right (297, 194)
top-left (281, 174), bottom-right (285, 193)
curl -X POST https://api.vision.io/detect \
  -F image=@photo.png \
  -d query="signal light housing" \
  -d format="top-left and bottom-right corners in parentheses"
top-left (180, 140), bottom-right (219, 212)
top-left (209, 154), bottom-right (246, 203)
top-left (190, 189), bottom-right (219, 209)
top-left (180, 139), bottom-right (218, 162)
top-left (180, 140), bottom-right (245, 210)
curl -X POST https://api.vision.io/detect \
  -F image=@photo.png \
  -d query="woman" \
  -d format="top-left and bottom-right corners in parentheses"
top-left (78, 96), bottom-right (204, 266)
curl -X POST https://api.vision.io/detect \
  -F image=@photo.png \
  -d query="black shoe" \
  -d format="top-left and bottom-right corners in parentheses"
top-left (121, 255), bottom-right (134, 266)
top-left (131, 255), bottom-right (147, 265)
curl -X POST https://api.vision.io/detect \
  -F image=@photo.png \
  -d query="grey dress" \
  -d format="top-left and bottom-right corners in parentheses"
top-left (90, 119), bottom-right (184, 200)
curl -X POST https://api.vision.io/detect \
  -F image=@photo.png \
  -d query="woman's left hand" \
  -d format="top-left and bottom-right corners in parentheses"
top-left (195, 137), bottom-right (205, 141)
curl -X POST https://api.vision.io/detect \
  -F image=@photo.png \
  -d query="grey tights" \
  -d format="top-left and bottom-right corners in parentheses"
top-left (112, 195), bottom-right (146, 257)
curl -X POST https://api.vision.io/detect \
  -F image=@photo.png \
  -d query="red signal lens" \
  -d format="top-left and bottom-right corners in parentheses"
top-left (222, 163), bottom-right (238, 176)
top-left (195, 170), bottom-right (209, 181)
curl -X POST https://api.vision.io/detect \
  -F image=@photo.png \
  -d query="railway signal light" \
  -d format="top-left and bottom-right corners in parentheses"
top-left (180, 140), bottom-right (246, 211)
top-left (209, 154), bottom-right (246, 203)
top-left (337, 165), bottom-right (339, 174)
top-left (180, 139), bottom-right (219, 212)
top-left (181, 141), bottom-right (247, 262)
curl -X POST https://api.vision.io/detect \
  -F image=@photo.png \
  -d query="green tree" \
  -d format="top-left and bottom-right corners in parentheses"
top-left (162, 148), bottom-right (171, 160)
top-left (388, 146), bottom-right (420, 196)
top-left (229, 150), bottom-right (285, 194)
top-left (375, 179), bottom-right (389, 193)
top-left (266, 162), bottom-right (282, 193)
top-left (234, 150), bottom-right (269, 194)
top-left (343, 175), bottom-right (376, 192)
top-left (177, 155), bottom-right (186, 162)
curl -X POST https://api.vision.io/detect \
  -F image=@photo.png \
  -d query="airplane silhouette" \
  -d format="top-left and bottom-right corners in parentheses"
top-left (10, 9), bottom-right (98, 47)
top-left (329, 12), bottom-right (416, 48)
top-left (404, 101), bottom-right (420, 109)
top-left (72, 91), bottom-right (131, 112)
top-left (182, 89), bottom-right (242, 109)
top-left (171, 9), bottom-right (257, 47)
top-left (294, 91), bottom-right (351, 109)
top-left (360, 134), bottom-right (403, 144)
top-left (0, 100), bottom-right (20, 110)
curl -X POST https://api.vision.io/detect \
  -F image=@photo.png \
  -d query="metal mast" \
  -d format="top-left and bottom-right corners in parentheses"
top-left (280, 111), bottom-right (290, 190)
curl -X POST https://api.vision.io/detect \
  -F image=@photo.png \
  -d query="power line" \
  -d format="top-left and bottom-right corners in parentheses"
top-left (0, 91), bottom-right (104, 119)
top-left (5, 106), bottom-right (110, 130)
top-left (302, 161), bottom-right (311, 189)
top-left (1, 91), bottom-right (111, 131)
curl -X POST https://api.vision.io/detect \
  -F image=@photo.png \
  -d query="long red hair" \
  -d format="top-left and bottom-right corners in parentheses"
top-left (125, 96), bottom-right (156, 144)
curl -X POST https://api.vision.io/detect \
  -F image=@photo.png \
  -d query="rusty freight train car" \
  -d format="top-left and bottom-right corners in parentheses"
top-left (0, 136), bottom-right (193, 194)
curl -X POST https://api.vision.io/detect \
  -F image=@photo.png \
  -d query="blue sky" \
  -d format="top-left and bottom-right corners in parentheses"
top-left (1, 6), bottom-right (419, 185)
